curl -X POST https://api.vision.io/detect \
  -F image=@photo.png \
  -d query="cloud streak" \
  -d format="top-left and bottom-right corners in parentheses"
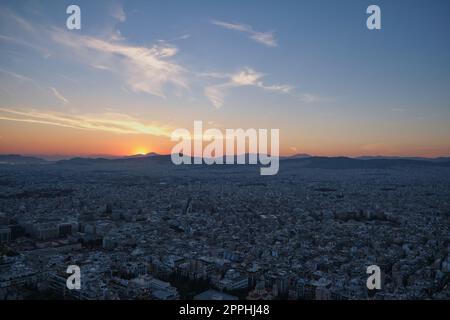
top-left (0, 68), bottom-right (73, 104)
top-left (296, 93), bottom-right (330, 104)
top-left (204, 67), bottom-right (292, 108)
top-left (0, 107), bottom-right (173, 137)
top-left (49, 87), bottom-right (69, 104)
top-left (0, 67), bottom-right (35, 83)
top-left (0, 8), bottom-right (51, 57)
top-left (211, 20), bottom-right (277, 47)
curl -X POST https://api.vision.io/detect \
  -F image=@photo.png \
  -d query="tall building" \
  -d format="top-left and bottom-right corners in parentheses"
top-left (0, 227), bottom-right (11, 243)
top-left (33, 223), bottom-right (59, 240)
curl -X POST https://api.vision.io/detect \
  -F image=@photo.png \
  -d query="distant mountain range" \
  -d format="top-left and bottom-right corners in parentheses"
top-left (122, 152), bottom-right (160, 159)
top-left (1, 153), bottom-right (450, 169)
top-left (355, 155), bottom-right (450, 162)
top-left (0, 154), bottom-right (48, 165)
top-left (283, 156), bottom-right (450, 169)
top-left (282, 153), bottom-right (312, 159)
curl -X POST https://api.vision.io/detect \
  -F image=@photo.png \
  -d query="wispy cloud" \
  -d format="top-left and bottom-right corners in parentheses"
top-left (0, 67), bottom-right (35, 83)
top-left (296, 93), bottom-right (330, 104)
top-left (109, 2), bottom-right (126, 23)
top-left (204, 67), bottom-right (292, 108)
top-left (0, 7), bottom-right (34, 32)
top-left (0, 8), bottom-right (51, 57)
top-left (49, 87), bottom-right (69, 104)
top-left (0, 107), bottom-right (172, 137)
top-left (0, 68), bottom-right (74, 104)
top-left (50, 28), bottom-right (188, 98)
top-left (90, 64), bottom-right (111, 71)
top-left (107, 2), bottom-right (127, 41)
top-left (211, 20), bottom-right (277, 47)
top-left (0, 34), bottom-right (48, 55)
top-left (204, 85), bottom-right (227, 109)
top-left (231, 68), bottom-right (292, 92)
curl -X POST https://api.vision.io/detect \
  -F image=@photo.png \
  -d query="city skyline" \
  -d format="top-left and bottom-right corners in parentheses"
top-left (1, 0), bottom-right (450, 158)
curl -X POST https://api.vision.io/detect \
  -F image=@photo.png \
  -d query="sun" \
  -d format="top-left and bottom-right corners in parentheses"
top-left (133, 147), bottom-right (149, 155)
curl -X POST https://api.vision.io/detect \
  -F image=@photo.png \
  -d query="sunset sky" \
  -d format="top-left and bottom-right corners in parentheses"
top-left (1, 0), bottom-right (450, 158)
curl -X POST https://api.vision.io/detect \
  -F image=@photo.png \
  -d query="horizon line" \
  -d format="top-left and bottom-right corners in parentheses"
top-left (2, 152), bottom-right (450, 161)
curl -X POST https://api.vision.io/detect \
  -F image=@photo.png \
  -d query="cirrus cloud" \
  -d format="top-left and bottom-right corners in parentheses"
top-left (0, 107), bottom-right (173, 137)
top-left (49, 87), bottom-right (69, 104)
top-left (211, 20), bottom-right (277, 47)
top-left (204, 67), bottom-right (292, 108)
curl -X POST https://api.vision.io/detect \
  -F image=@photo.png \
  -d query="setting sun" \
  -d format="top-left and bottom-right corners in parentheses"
top-left (133, 147), bottom-right (150, 155)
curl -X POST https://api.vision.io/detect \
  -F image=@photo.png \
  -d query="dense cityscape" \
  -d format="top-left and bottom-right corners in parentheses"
top-left (1, 155), bottom-right (449, 300)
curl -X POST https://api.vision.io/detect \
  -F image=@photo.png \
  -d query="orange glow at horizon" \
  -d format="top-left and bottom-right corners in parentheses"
top-left (0, 120), bottom-right (173, 156)
top-left (1, 120), bottom-right (450, 158)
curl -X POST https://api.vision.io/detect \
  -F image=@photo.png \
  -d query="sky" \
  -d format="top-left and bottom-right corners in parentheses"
top-left (0, 0), bottom-right (449, 158)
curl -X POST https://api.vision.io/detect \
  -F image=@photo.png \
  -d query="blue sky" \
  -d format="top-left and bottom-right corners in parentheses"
top-left (0, 0), bottom-right (449, 156)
